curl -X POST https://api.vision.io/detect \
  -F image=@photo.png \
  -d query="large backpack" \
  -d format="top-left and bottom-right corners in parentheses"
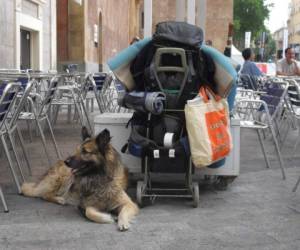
top-left (130, 21), bottom-right (216, 109)
top-left (124, 22), bottom-right (216, 172)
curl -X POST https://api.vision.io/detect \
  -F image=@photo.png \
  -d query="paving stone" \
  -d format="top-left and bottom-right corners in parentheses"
top-left (0, 116), bottom-right (300, 249)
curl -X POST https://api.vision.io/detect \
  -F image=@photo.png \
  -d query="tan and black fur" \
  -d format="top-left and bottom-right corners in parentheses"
top-left (21, 127), bottom-right (139, 231)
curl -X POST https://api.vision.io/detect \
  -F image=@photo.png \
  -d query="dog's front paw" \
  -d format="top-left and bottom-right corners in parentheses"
top-left (118, 220), bottom-right (130, 231)
top-left (55, 197), bottom-right (66, 205)
top-left (21, 183), bottom-right (36, 196)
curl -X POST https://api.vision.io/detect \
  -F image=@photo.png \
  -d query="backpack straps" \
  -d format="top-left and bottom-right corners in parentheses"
top-left (176, 50), bottom-right (200, 108)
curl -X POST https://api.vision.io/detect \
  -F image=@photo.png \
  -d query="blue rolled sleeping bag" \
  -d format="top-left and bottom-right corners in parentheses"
top-left (118, 91), bottom-right (166, 115)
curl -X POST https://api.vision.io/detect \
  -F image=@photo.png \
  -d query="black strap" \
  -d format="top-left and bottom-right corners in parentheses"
top-left (176, 51), bottom-right (199, 109)
top-left (121, 143), bottom-right (128, 153)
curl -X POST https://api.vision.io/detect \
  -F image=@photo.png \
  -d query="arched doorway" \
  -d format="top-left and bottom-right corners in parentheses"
top-left (98, 11), bottom-right (103, 72)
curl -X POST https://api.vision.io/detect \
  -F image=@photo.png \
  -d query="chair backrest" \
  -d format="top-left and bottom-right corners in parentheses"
top-left (17, 76), bottom-right (30, 89)
top-left (0, 72), bottom-right (30, 88)
top-left (239, 74), bottom-right (259, 90)
top-left (77, 73), bottom-right (92, 99)
top-left (9, 79), bottom-right (37, 128)
top-left (284, 79), bottom-right (300, 114)
top-left (259, 79), bottom-right (288, 118)
top-left (0, 82), bottom-right (22, 130)
top-left (90, 73), bottom-right (108, 91)
top-left (38, 76), bottom-right (60, 117)
top-left (88, 73), bottom-right (113, 112)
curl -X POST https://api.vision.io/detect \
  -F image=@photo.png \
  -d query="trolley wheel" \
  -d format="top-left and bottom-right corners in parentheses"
top-left (192, 182), bottom-right (199, 208)
top-left (136, 181), bottom-right (145, 207)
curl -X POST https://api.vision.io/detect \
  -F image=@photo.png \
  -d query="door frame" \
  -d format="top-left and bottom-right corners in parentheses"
top-left (20, 29), bottom-right (31, 69)
top-left (16, 12), bottom-right (43, 70)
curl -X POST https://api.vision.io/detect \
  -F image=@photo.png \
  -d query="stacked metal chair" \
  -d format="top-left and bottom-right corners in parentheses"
top-left (282, 78), bottom-right (300, 191)
top-left (17, 76), bottom-right (62, 166)
top-left (88, 72), bottom-right (130, 113)
top-left (51, 73), bottom-right (93, 133)
top-left (234, 79), bottom-right (289, 179)
top-left (0, 82), bottom-right (22, 212)
top-left (5, 79), bottom-right (38, 176)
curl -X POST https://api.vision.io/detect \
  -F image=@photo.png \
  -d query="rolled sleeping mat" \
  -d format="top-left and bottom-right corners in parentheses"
top-left (118, 91), bottom-right (166, 114)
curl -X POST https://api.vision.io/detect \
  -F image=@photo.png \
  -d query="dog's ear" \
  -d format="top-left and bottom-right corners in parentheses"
top-left (81, 127), bottom-right (91, 141)
top-left (95, 129), bottom-right (111, 155)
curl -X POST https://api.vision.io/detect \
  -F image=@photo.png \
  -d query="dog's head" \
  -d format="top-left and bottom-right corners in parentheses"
top-left (64, 127), bottom-right (112, 177)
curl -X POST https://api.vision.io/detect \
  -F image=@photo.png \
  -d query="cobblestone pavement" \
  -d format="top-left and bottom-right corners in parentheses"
top-left (0, 113), bottom-right (299, 250)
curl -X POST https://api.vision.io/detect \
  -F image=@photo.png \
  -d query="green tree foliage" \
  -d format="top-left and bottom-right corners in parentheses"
top-left (234, 0), bottom-right (273, 48)
top-left (263, 31), bottom-right (276, 61)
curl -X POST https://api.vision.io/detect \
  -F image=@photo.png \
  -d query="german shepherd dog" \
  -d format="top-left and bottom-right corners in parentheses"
top-left (21, 127), bottom-right (139, 231)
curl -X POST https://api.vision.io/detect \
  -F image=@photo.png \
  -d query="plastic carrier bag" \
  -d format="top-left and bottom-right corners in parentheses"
top-left (185, 87), bottom-right (232, 167)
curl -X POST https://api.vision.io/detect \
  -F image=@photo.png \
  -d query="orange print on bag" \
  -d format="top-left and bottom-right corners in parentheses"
top-left (205, 108), bottom-right (230, 161)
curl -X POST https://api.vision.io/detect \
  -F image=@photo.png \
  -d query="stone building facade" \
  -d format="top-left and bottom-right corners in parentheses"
top-left (288, 0), bottom-right (300, 45)
top-left (0, 0), bottom-right (56, 71)
top-left (57, 0), bottom-right (233, 72)
top-left (204, 0), bottom-right (233, 52)
top-left (287, 0), bottom-right (300, 58)
top-left (0, 0), bottom-right (233, 71)
top-left (57, 0), bottom-right (141, 72)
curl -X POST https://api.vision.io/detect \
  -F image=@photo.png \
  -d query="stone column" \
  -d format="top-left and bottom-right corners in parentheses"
top-left (176, 0), bottom-right (186, 21)
top-left (187, 0), bottom-right (195, 25)
top-left (50, 0), bottom-right (57, 70)
top-left (196, 0), bottom-right (206, 37)
top-left (143, 0), bottom-right (152, 37)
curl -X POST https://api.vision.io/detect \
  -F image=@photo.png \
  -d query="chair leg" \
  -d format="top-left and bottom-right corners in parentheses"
top-left (80, 99), bottom-right (93, 133)
top-left (293, 124), bottom-right (300, 157)
top-left (0, 135), bottom-right (21, 193)
top-left (274, 120), bottom-right (283, 144)
top-left (0, 186), bottom-right (9, 212)
top-left (35, 119), bottom-right (52, 166)
top-left (74, 101), bottom-right (84, 125)
top-left (86, 98), bottom-right (90, 112)
top-left (67, 97), bottom-right (72, 123)
top-left (91, 98), bottom-right (94, 113)
top-left (293, 176), bottom-right (300, 192)
top-left (279, 119), bottom-right (291, 150)
top-left (45, 117), bottom-right (62, 159)
top-left (7, 131), bottom-right (25, 182)
top-left (270, 125), bottom-right (286, 180)
top-left (26, 120), bottom-right (33, 142)
top-left (257, 129), bottom-right (271, 169)
top-left (16, 126), bottom-right (32, 175)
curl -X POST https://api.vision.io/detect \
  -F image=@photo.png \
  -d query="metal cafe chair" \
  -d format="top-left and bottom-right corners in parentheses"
top-left (0, 72), bottom-right (34, 140)
top-left (88, 73), bottom-right (129, 113)
top-left (0, 186), bottom-right (8, 212)
top-left (5, 79), bottom-right (38, 176)
top-left (0, 82), bottom-right (23, 202)
top-left (51, 73), bottom-right (93, 133)
top-left (87, 72), bottom-right (110, 113)
top-left (234, 96), bottom-right (287, 180)
top-left (294, 176), bottom-right (300, 192)
top-left (17, 76), bottom-right (62, 166)
top-left (282, 79), bottom-right (300, 191)
top-left (284, 79), bottom-right (300, 153)
top-left (238, 74), bottom-right (260, 90)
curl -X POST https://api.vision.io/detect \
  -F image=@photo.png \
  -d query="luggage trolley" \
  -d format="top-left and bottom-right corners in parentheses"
top-left (130, 47), bottom-right (200, 207)
top-left (136, 114), bottom-right (200, 208)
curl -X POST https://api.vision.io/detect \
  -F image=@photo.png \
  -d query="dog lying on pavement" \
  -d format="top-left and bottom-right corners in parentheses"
top-left (21, 127), bottom-right (139, 231)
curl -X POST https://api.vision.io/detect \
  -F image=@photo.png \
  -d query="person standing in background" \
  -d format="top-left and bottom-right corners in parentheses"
top-left (205, 40), bottom-right (213, 46)
top-left (224, 39), bottom-right (232, 57)
top-left (130, 36), bottom-right (140, 45)
top-left (277, 47), bottom-right (300, 76)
